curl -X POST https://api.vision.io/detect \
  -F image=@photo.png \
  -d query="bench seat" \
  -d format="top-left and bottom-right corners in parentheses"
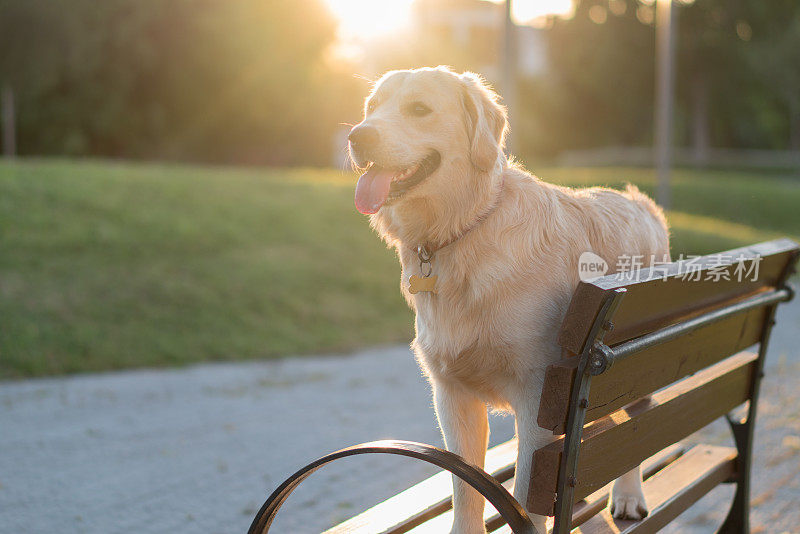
top-left (571, 444), bottom-right (737, 534)
top-left (323, 441), bottom-right (518, 534)
top-left (495, 445), bottom-right (736, 534)
top-left (325, 438), bottom-right (710, 533)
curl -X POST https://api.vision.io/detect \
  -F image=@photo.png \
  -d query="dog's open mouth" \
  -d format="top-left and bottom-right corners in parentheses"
top-left (354, 151), bottom-right (441, 215)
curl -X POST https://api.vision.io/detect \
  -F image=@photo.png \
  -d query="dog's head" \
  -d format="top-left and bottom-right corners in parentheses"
top-left (349, 67), bottom-right (507, 215)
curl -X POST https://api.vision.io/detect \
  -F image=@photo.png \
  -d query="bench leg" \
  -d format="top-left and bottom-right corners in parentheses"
top-left (719, 299), bottom-right (782, 534)
top-left (433, 381), bottom-right (490, 534)
top-left (719, 417), bottom-right (751, 534)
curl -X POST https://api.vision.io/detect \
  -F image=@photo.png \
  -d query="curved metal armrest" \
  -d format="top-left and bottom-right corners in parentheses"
top-left (248, 439), bottom-right (535, 534)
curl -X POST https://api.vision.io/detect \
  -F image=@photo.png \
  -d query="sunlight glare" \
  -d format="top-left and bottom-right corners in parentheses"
top-left (491, 0), bottom-right (575, 24)
top-left (324, 0), bottom-right (575, 41)
top-left (323, 0), bottom-right (415, 40)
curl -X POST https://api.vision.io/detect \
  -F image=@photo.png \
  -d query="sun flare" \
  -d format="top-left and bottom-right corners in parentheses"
top-left (323, 0), bottom-right (575, 40)
top-left (323, 0), bottom-right (416, 40)
top-left (505, 0), bottom-right (574, 23)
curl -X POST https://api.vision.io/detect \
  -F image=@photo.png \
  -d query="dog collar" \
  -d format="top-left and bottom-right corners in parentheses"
top-left (408, 179), bottom-right (504, 295)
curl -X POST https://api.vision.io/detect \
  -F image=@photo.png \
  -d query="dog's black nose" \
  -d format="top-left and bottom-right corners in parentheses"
top-left (348, 125), bottom-right (379, 152)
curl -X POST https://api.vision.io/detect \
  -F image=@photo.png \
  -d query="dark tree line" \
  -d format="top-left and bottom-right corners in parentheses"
top-left (0, 0), bottom-right (362, 165)
top-left (0, 0), bottom-right (798, 165)
top-left (526, 0), bottom-right (800, 159)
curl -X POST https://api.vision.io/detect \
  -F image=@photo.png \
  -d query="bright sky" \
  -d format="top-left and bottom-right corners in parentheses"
top-left (503, 0), bottom-right (574, 24)
top-left (323, 0), bottom-right (575, 40)
top-left (324, 0), bottom-right (415, 40)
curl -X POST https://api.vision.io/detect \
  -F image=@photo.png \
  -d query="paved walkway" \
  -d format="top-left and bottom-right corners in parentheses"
top-left (2, 299), bottom-right (799, 534)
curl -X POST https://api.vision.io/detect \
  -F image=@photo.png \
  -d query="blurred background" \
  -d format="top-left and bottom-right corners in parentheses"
top-left (2, 0), bottom-right (800, 167)
top-left (2, 0), bottom-right (799, 378)
top-left (0, 0), bottom-right (800, 377)
top-left (2, 2), bottom-right (800, 533)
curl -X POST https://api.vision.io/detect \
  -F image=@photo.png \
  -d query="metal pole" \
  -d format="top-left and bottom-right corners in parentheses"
top-left (654, 0), bottom-right (676, 209)
top-left (2, 84), bottom-right (16, 158)
top-left (502, 0), bottom-right (516, 154)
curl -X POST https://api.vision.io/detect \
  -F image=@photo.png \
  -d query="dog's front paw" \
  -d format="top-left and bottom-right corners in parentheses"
top-left (609, 489), bottom-right (648, 520)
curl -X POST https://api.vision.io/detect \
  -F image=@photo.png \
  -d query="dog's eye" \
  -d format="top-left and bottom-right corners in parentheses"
top-left (366, 100), bottom-right (377, 114)
top-left (408, 102), bottom-right (432, 117)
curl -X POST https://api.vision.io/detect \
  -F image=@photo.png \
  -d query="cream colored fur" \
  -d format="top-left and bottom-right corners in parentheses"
top-left (350, 66), bottom-right (669, 534)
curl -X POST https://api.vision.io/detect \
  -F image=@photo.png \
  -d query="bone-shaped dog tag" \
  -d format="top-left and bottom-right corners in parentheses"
top-left (409, 274), bottom-right (437, 294)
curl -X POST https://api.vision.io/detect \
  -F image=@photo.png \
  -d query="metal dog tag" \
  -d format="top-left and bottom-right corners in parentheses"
top-left (409, 274), bottom-right (438, 294)
top-left (410, 245), bottom-right (438, 294)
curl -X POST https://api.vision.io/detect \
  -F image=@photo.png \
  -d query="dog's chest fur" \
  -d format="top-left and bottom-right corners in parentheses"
top-left (399, 244), bottom-right (568, 408)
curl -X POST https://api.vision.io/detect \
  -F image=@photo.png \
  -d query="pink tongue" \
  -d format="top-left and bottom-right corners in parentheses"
top-left (354, 166), bottom-right (396, 214)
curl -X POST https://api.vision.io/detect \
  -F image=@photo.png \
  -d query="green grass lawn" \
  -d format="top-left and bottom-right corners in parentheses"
top-left (1, 159), bottom-right (798, 378)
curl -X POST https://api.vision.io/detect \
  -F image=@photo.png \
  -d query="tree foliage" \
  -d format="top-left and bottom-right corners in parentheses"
top-left (1, 0), bottom-right (797, 164)
top-left (0, 0), bottom-right (362, 164)
top-left (523, 0), bottom-right (800, 159)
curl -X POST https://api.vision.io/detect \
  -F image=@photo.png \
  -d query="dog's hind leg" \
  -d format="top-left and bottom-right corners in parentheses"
top-left (433, 381), bottom-right (489, 534)
top-left (609, 397), bottom-right (650, 519)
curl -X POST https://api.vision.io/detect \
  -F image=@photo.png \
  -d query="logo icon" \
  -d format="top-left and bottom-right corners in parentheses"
top-left (578, 251), bottom-right (609, 281)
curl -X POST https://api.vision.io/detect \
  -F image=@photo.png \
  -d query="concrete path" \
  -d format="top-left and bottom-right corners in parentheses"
top-left (1, 299), bottom-right (799, 534)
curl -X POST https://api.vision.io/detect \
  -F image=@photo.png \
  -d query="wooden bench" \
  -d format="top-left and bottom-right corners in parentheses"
top-left (249, 238), bottom-right (799, 534)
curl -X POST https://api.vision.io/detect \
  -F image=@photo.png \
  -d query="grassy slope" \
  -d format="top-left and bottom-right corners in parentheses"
top-left (1, 159), bottom-right (798, 377)
top-left (541, 166), bottom-right (799, 255)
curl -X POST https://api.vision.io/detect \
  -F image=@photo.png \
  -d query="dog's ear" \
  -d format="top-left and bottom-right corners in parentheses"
top-left (459, 72), bottom-right (508, 172)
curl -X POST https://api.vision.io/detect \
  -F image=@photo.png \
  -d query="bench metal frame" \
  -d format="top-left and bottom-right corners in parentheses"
top-left (248, 440), bottom-right (535, 534)
top-left (551, 282), bottom-right (795, 534)
top-left (720, 284), bottom-right (795, 533)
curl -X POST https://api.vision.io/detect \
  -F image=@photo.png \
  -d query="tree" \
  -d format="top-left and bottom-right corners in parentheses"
top-left (0, 0), bottom-right (360, 165)
top-left (746, 14), bottom-right (800, 151)
top-left (520, 0), bottom-right (800, 160)
top-left (537, 0), bottom-right (655, 157)
top-left (674, 0), bottom-right (800, 153)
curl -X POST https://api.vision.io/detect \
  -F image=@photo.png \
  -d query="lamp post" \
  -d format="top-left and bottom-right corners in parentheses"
top-left (502, 0), bottom-right (516, 154)
top-left (654, 0), bottom-right (676, 209)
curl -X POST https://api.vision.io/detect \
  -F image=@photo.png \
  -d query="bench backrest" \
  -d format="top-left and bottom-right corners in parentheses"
top-left (528, 238), bottom-right (799, 525)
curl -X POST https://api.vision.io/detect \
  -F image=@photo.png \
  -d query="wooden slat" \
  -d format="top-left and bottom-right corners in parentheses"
top-left (528, 352), bottom-right (756, 515)
top-left (539, 304), bottom-right (768, 434)
top-left (558, 239), bottom-right (798, 355)
top-left (402, 476), bottom-right (515, 534)
top-left (405, 444), bottom-right (686, 533)
top-left (568, 443), bottom-right (685, 528)
top-left (327, 442), bottom-right (685, 534)
top-left (324, 439), bottom-right (517, 534)
top-left (487, 445), bottom-right (735, 534)
top-left (574, 445), bottom-right (737, 534)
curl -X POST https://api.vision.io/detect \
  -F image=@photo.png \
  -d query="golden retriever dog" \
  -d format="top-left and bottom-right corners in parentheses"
top-left (348, 66), bottom-right (669, 534)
